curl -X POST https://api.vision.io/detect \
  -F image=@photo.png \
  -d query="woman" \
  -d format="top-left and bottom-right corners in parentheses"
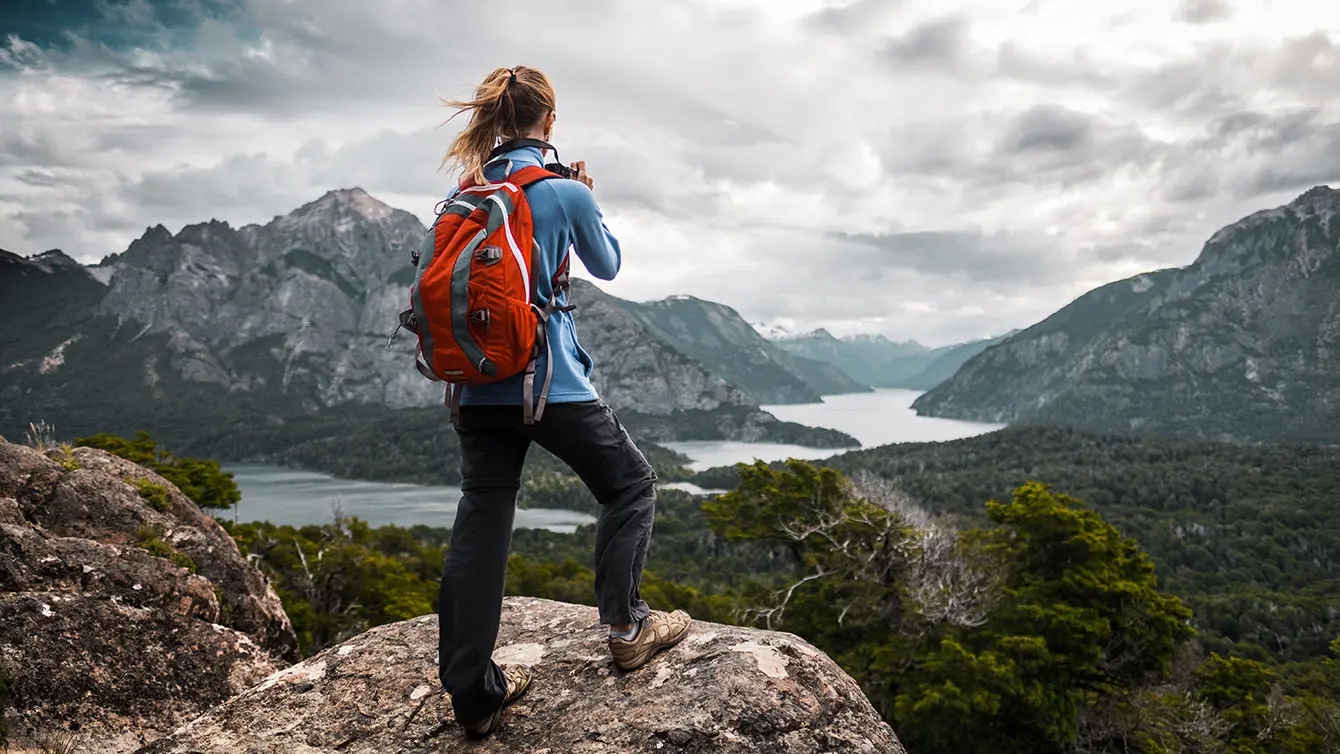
top-left (433, 65), bottom-right (692, 740)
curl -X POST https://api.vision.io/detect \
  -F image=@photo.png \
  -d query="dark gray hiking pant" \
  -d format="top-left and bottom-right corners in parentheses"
top-left (437, 399), bottom-right (656, 726)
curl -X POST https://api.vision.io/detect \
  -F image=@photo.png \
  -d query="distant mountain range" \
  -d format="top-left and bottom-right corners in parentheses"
top-left (765, 328), bottom-right (1014, 390)
top-left (0, 189), bottom-right (859, 454)
top-left (914, 185), bottom-right (1340, 444)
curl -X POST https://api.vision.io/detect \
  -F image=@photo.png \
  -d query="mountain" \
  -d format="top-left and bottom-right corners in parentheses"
top-left (610, 294), bottom-right (870, 403)
top-left (772, 328), bottom-right (1003, 390)
top-left (914, 185), bottom-right (1340, 443)
top-left (749, 321), bottom-right (793, 339)
top-left (0, 189), bottom-right (857, 452)
top-left (774, 329), bottom-right (932, 387)
top-left (0, 248), bottom-right (106, 331)
top-left (896, 332), bottom-right (1018, 390)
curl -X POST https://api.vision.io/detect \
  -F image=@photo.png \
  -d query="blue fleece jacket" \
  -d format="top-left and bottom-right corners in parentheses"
top-left (440, 144), bottom-right (622, 407)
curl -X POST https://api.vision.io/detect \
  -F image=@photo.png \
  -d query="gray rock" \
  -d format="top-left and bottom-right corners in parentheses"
top-left (0, 438), bottom-right (299, 752)
top-left (141, 596), bottom-right (904, 754)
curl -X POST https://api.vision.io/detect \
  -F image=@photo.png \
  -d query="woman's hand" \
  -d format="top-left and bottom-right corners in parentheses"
top-left (572, 160), bottom-right (594, 191)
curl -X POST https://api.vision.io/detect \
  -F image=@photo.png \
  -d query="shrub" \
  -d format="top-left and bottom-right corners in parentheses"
top-left (132, 477), bottom-right (173, 513)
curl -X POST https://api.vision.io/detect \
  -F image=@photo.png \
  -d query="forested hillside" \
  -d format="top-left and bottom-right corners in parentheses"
top-left (62, 431), bottom-right (1340, 753)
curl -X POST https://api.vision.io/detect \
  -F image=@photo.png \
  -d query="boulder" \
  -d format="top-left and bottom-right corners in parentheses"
top-left (0, 438), bottom-right (298, 751)
top-left (141, 596), bottom-right (906, 753)
top-left (0, 440), bottom-right (298, 660)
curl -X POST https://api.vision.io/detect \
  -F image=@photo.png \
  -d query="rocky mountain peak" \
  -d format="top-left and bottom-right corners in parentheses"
top-left (291, 187), bottom-right (397, 224)
top-left (1291, 184), bottom-right (1339, 207)
top-left (28, 249), bottom-right (81, 271)
top-left (1201, 184), bottom-right (1339, 257)
top-left (126, 223), bottom-right (174, 254)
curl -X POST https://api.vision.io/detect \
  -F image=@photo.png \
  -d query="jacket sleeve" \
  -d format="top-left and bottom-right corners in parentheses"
top-left (560, 183), bottom-right (622, 281)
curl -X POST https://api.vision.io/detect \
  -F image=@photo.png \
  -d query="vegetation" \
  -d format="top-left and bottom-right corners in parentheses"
top-left (704, 460), bottom-right (1340, 753)
top-left (134, 525), bottom-right (197, 573)
top-left (46, 427), bottom-right (1340, 752)
top-left (223, 511), bottom-right (736, 657)
top-left (75, 431), bottom-right (240, 509)
top-left (23, 420), bottom-right (57, 451)
top-left (695, 425), bottom-right (1340, 664)
top-left (132, 477), bottom-right (173, 512)
top-left (52, 443), bottom-right (80, 471)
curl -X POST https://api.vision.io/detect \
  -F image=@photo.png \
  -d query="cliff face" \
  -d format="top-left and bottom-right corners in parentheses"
top-left (141, 596), bottom-right (905, 754)
top-left (0, 437), bottom-right (298, 752)
top-left (914, 185), bottom-right (1340, 443)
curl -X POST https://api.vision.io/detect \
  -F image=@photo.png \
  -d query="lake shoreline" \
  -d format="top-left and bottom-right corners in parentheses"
top-left (224, 389), bottom-right (1003, 529)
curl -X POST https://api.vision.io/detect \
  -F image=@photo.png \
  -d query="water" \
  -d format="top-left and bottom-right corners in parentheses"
top-left (224, 390), bottom-right (1002, 525)
top-left (224, 465), bottom-right (596, 533)
top-left (663, 389), bottom-right (1004, 471)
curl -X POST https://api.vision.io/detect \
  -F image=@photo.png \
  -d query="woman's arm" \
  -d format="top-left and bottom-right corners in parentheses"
top-left (557, 181), bottom-right (622, 281)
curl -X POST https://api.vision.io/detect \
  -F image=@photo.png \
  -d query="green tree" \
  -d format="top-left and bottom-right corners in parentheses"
top-left (76, 431), bottom-right (240, 509)
top-left (896, 483), bottom-right (1195, 753)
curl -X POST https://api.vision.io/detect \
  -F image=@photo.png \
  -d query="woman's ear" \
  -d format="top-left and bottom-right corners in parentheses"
top-left (545, 110), bottom-right (557, 139)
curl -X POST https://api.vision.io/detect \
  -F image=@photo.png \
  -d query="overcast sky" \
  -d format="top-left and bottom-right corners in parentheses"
top-left (2, 0), bottom-right (1337, 345)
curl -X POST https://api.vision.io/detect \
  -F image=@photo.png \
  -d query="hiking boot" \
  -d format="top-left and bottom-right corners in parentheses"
top-left (609, 609), bottom-right (692, 672)
top-left (462, 664), bottom-right (532, 740)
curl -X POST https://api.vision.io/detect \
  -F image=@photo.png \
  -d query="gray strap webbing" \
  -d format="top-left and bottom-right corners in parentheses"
top-left (447, 384), bottom-right (463, 425)
top-left (523, 260), bottom-right (575, 424)
top-left (534, 330), bottom-right (555, 423)
top-left (522, 354), bottom-right (538, 425)
top-left (415, 345), bottom-right (443, 382)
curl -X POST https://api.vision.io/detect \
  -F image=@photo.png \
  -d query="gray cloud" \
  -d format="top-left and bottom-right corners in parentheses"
top-left (1177, 0), bottom-right (1234, 23)
top-left (809, 0), bottom-right (909, 35)
top-left (881, 16), bottom-right (972, 72)
top-left (997, 105), bottom-right (1094, 153)
top-left (827, 229), bottom-right (1086, 286)
top-left (1, 0), bottom-right (1338, 346)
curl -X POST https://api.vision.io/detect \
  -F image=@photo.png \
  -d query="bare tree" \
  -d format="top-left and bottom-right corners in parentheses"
top-left (739, 471), bottom-right (997, 633)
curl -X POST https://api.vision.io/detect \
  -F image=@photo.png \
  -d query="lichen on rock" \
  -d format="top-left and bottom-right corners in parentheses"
top-left (142, 596), bottom-right (906, 753)
top-left (0, 437), bottom-right (299, 752)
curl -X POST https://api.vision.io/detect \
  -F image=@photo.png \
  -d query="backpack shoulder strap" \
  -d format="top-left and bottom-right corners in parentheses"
top-left (510, 165), bottom-right (563, 190)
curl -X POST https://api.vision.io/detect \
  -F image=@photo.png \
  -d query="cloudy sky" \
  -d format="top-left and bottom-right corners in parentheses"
top-left (2, 0), bottom-right (1337, 345)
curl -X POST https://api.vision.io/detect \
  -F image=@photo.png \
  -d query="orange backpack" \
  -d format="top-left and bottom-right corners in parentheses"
top-left (393, 163), bottom-right (571, 424)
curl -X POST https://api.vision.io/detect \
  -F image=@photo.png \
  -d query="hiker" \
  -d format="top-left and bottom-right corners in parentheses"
top-left (423, 66), bottom-right (692, 739)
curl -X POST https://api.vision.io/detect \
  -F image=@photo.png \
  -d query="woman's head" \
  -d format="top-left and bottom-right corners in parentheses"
top-left (440, 66), bottom-right (557, 184)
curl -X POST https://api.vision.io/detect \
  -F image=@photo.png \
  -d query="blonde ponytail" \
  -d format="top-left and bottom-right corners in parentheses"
top-left (439, 66), bottom-right (556, 185)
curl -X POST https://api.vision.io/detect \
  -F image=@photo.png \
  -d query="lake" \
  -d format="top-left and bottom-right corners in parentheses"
top-left (224, 465), bottom-right (595, 533)
top-left (225, 389), bottom-right (1002, 529)
top-left (663, 388), bottom-right (1005, 471)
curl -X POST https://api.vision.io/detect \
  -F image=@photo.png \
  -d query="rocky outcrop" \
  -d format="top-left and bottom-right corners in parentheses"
top-left (915, 185), bottom-right (1340, 443)
top-left (0, 437), bottom-right (298, 751)
top-left (142, 596), bottom-right (904, 754)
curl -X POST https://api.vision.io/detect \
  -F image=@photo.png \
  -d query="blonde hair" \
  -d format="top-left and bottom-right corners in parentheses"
top-left (439, 66), bottom-right (556, 185)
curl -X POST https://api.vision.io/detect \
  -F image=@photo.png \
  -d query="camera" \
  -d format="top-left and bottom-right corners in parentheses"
top-left (489, 139), bottom-right (581, 181)
top-left (545, 161), bottom-right (578, 180)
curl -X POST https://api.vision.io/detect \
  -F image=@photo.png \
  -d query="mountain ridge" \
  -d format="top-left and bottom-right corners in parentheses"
top-left (0, 189), bottom-right (860, 453)
top-left (913, 185), bottom-right (1340, 443)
